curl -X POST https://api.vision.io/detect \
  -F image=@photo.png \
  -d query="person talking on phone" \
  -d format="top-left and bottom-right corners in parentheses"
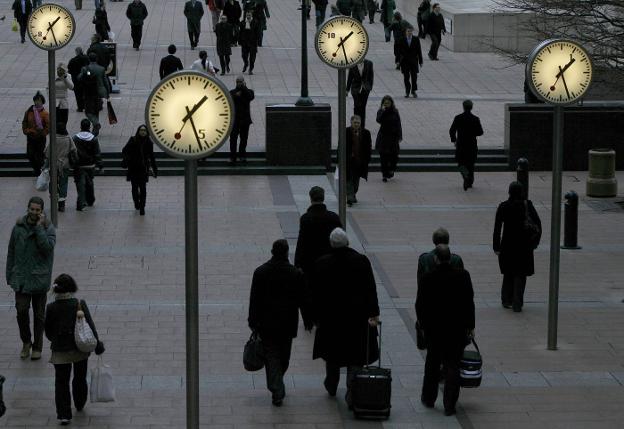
top-left (5, 196), bottom-right (56, 361)
top-left (229, 75), bottom-right (255, 164)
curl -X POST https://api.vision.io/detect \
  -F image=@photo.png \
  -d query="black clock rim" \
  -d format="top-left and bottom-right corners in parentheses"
top-left (525, 38), bottom-right (593, 106)
top-left (144, 70), bottom-right (235, 160)
top-left (314, 15), bottom-right (370, 70)
top-left (27, 3), bottom-right (76, 51)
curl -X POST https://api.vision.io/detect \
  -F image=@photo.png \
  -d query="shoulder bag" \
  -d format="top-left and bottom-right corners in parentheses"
top-left (523, 200), bottom-right (541, 248)
top-left (75, 300), bottom-right (98, 353)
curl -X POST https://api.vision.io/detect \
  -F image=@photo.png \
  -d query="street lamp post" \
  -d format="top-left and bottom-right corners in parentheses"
top-left (296, 0), bottom-right (314, 106)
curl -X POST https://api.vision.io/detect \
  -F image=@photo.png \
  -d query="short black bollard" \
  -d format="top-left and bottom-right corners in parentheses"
top-left (562, 190), bottom-right (581, 249)
top-left (517, 158), bottom-right (529, 199)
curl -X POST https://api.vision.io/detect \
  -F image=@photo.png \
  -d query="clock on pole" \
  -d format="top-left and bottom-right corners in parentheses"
top-left (27, 3), bottom-right (76, 50)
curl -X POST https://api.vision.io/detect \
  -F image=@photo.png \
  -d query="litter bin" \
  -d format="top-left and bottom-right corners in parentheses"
top-left (586, 149), bottom-right (617, 197)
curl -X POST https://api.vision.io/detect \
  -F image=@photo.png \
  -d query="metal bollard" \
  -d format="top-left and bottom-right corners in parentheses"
top-left (517, 158), bottom-right (529, 199)
top-left (562, 190), bottom-right (581, 249)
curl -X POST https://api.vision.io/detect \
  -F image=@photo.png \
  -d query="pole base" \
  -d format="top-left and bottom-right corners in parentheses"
top-left (561, 245), bottom-right (582, 250)
top-left (295, 97), bottom-right (314, 107)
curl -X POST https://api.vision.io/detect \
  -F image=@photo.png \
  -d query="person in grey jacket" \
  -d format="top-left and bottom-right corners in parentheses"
top-left (6, 196), bottom-right (56, 361)
top-left (45, 123), bottom-right (77, 212)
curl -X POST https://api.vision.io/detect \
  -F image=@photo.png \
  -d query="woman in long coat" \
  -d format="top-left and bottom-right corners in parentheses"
top-left (93, 4), bottom-right (111, 41)
top-left (121, 125), bottom-right (158, 216)
top-left (215, 16), bottom-right (233, 74)
top-left (375, 95), bottom-right (402, 182)
top-left (493, 181), bottom-right (542, 312)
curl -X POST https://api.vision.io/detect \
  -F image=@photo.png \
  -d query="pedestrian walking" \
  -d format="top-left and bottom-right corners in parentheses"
top-left (72, 119), bottom-right (103, 211)
top-left (416, 244), bottom-right (475, 416)
top-left (190, 50), bottom-right (217, 75)
top-left (417, 228), bottom-right (464, 286)
top-left (250, 0), bottom-right (269, 46)
top-left (184, 0), bottom-right (204, 49)
top-left (350, 0), bottom-right (365, 22)
top-left (248, 239), bottom-right (312, 406)
top-left (379, 0), bottom-right (395, 42)
top-left (215, 16), bottom-right (233, 74)
top-left (239, 13), bottom-right (260, 74)
top-left (366, 0), bottom-right (377, 23)
top-left (336, 0), bottom-right (351, 16)
top-left (6, 196), bottom-right (56, 361)
top-left (121, 125), bottom-right (158, 216)
top-left (450, 100), bottom-right (484, 190)
top-left (67, 48), bottom-right (89, 113)
top-left (207, 0), bottom-right (223, 30)
top-left (388, 12), bottom-right (411, 69)
top-left (45, 274), bottom-right (105, 426)
top-left (223, 0), bottom-right (242, 43)
top-left (44, 122), bottom-right (77, 213)
top-left (78, 53), bottom-right (111, 137)
top-left (126, 0), bottom-right (148, 50)
top-left (0, 374), bottom-right (5, 417)
top-left (93, 3), bottom-right (111, 42)
top-left (75, 0), bottom-right (83, 11)
top-left (54, 64), bottom-right (74, 128)
top-left (398, 26), bottom-right (423, 97)
top-left (294, 186), bottom-right (342, 275)
top-left (159, 44), bottom-right (184, 79)
top-left (311, 228), bottom-right (380, 409)
top-left (493, 181), bottom-right (542, 312)
top-left (87, 34), bottom-right (111, 70)
top-left (228, 76), bottom-right (254, 163)
top-left (11, 0), bottom-right (32, 43)
top-left (346, 115), bottom-right (371, 206)
top-left (427, 3), bottom-right (445, 60)
top-left (416, 0), bottom-right (430, 38)
top-left (346, 59), bottom-right (373, 128)
top-left (375, 95), bottom-right (401, 182)
top-left (22, 91), bottom-right (49, 176)
top-left (312, 0), bottom-right (327, 28)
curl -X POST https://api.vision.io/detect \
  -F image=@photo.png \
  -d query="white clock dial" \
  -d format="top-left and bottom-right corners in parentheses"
top-left (315, 16), bottom-right (369, 69)
top-left (28, 4), bottom-right (75, 50)
top-left (527, 39), bottom-right (593, 105)
top-left (145, 72), bottom-right (234, 160)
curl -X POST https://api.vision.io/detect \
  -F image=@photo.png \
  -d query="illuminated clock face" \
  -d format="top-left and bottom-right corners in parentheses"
top-left (28, 4), bottom-right (75, 50)
top-left (527, 39), bottom-right (593, 105)
top-left (315, 16), bottom-right (369, 69)
top-left (145, 72), bottom-right (234, 159)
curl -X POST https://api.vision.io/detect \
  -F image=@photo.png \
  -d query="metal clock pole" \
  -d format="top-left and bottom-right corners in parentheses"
top-left (48, 51), bottom-right (58, 226)
top-left (338, 68), bottom-right (347, 227)
top-left (184, 159), bottom-right (199, 427)
top-left (296, 0), bottom-right (313, 106)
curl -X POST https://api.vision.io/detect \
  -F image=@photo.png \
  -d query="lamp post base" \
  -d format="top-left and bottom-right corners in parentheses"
top-left (295, 96), bottom-right (314, 107)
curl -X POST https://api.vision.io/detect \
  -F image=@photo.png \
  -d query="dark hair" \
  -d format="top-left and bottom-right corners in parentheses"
top-left (432, 227), bottom-right (450, 245)
top-left (199, 50), bottom-right (207, 69)
top-left (309, 186), bottom-right (325, 203)
top-left (135, 124), bottom-right (149, 138)
top-left (56, 122), bottom-right (68, 135)
top-left (33, 91), bottom-right (46, 104)
top-left (393, 11), bottom-right (401, 19)
top-left (168, 44), bottom-right (177, 54)
top-left (434, 244), bottom-right (451, 264)
top-left (508, 181), bottom-right (524, 201)
top-left (381, 95), bottom-right (395, 110)
top-left (271, 239), bottom-right (289, 257)
top-left (88, 52), bottom-right (97, 62)
top-left (28, 196), bottom-right (44, 210)
top-left (80, 118), bottom-right (92, 131)
top-left (53, 273), bottom-right (78, 294)
top-left (432, 3), bottom-right (440, 8)
top-left (463, 99), bottom-right (473, 111)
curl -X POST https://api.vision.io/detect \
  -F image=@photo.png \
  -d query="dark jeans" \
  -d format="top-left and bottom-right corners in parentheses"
top-left (324, 362), bottom-right (360, 404)
top-left (241, 47), bottom-right (257, 71)
top-left (459, 163), bottom-right (474, 187)
top-left (26, 137), bottom-right (46, 176)
top-left (15, 292), bottom-right (47, 351)
top-left (188, 30), bottom-right (200, 48)
top-left (218, 54), bottom-right (231, 72)
top-left (315, 5), bottom-right (327, 28)
top-left (402, 65), bottom-right (418, 94)
top-left (379, 152), bottom-right (398, 178)
top-left (75, 168), bottom-right (95, 209)
top-left (263, 338), bottom-right (292, 401)
top-left (130, 179), bottom-right (147, 209)
top-left (429, 33), bottom-right (441, 59)
top-left (18, 16), bottom-right (27, 42)
top-left (502, 274), bottom-right (527, 310)
top-left (352, 91), bottom-right (369, 129)
top-left (421, 342), bottom-right (463, 412)
top-left (131, 24), bottom-right (143, 47)
top-left (54, 359), bottom-right (88, 420)
top-left (230, 122), bottom-right (251, 160)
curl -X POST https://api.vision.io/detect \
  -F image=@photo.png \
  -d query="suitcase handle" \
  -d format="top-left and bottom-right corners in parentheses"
top-left (365, 319), bottom-right (382, 368)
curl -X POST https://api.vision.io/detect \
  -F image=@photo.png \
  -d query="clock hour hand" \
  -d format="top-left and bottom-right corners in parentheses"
top-left (559, 66), bottom-right (571, 99)
top-left (181, 95), bottom-right (208, 124)
top-left (332, 31), bottom-right (354, 58)
top-left (556, 56), bottom-right (576, 79)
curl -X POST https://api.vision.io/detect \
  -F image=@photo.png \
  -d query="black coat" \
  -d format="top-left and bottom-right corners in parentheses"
top-left (248, 256), bottom-right (311, 340)
top-left (45, 298), bottom-right (99, 353)
top-left (215, 22), bottom-right (233, 55)
top-left (230, 86), bottom-right (254, 124)
top-left (493, 199), bottom-right (541, 276)
top-left (375, 107), bottom-right (402, 154)
top-left (398, 36), bottom-right (423, 72)
top-left (122, 136), bottom-right (158, 182)
top-left (238, 20), bottom-right (260, 50)
top-left (311, 247), bottom-right (380, 366)
top-left (449, 111), bottom-right (484, 166)
top-left (346, 126), bottom-right (372, 180)
top-left (159, 55), bottom-right (184, 79)
top-left (87, 42), bottom-right (111, 69)
top-left (416, 264), bottom-right (475, 348)
top-left (68, 54), bottom-right (90, 80)
top-left (346, 60), bottom-right (374, 96)
top-left (94, 8), bottom-right (111, 41)
top-left (12, 0), bottom-right (32, 20)
top-left (294, 204), bottom-right (342, 274)
top-left (223, 0), bottom-right (242, 23)
top-left (426, 13), bottom-right (445, 37)
top-left (126, 1), bottom-right (148, 25)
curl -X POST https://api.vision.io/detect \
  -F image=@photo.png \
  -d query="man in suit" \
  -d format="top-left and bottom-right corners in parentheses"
top-left (346, 115), bottom-right (372, 206)
top-left (449, 99), bottom-right (484, 190)
top-left (184, 0), bottom-right (204, 49)
top-left (229, 76), bottom-right (255, 164)
top-left (416, 244), bottom-right (475, 417)
top-left (346, 59), bottom-right (374, 128)
top-left (398, 26), bottom-right (423, 98)
top-left (11, 0), bottom-right (32, 43)
top-left (78, 53), bottom-right (111, 137)
top-left (159, 44), bottom-right (184, 79)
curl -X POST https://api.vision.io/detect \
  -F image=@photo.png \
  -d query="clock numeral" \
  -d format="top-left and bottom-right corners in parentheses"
top-left (327, 33), bottom-right (336, 39)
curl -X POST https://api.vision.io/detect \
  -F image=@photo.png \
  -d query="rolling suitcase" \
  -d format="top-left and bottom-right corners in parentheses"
top-left (351, 321), bottom-right (392, 419)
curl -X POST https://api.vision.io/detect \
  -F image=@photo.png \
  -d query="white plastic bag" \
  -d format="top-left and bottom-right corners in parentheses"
top-left (90, 356), bottom-right (115, 403)
top-left (107, 31), bottom-right (115, 41)
top-left (75, 304), bottom-right (97, 353)
top-left (35, 168), bottom-right (50, 191)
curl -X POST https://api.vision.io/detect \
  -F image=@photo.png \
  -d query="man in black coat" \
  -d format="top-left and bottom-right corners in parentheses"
top-left (294, 186), bottom-right (342, 276)
top-left (229, 76), bottom-right (254, 164)
top-left (87, 35), bottom-right (111, 70)
top-left (416, 244), bottom-right (475, 416)
top-left (12, 0), bottom-right (32, 43)
top-left (159, 44), bottom-right (184, 79)
top-left (426, 3), bottom-right (446, 60)
top-left (184, 0), bottom-right (204, 49)
top-left (311, 228), bottom-right (380, 407)
top-left (449, 99), bottom-right (484, 190)
top-left (346, 59), bottom-right (374, 128)
top-left (126, 0), bottom-right (149, 50)
top-left (398, 26), bottom-right (423, 98)
top-left (346, 115), bottom-right (372, 206)
top-left (248, 239), bottom-right (312, 406)
top-left (239, 12), bottom-right (261, 74)
top-left (67, 47), bottom-right (90, 112)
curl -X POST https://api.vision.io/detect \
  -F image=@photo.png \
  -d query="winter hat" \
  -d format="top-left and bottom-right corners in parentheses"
top-left (329, 228), bottom-right (349, 248)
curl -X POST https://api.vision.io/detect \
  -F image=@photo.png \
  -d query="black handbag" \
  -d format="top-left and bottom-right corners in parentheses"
top-left (459, 338), bottom-right (482, 388)
top-left (243, 331), bottom-right (264, 371)
top-left (523, 201), bottom-right (540, 249)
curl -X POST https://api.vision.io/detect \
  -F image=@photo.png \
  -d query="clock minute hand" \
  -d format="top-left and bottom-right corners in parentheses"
top-left (556, 57), bottom-right (576, 78)
top-left (332, 31), bottom-right (355, 57)
top-left (186, 106), bottom-right (203, 149)
top-left (559, 66), bottom-right (571, 99)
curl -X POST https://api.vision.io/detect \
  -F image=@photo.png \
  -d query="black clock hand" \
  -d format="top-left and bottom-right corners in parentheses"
top-left (43, 17), bottom-right (60, 38)
top-left (181, 95), bottom-right (208, 124)
top-left (332, 31), bottom-right (354, 57)
top-left (186, 106), bottom-right (203, 149)
top-left (559, 66), bottom-right (571, 99)
top-left (341, 39), bottom-right (348, 62)
top-left (557, 55), bottom-right (576, 77)
top-left (49, 26), bottom-right (58, 45)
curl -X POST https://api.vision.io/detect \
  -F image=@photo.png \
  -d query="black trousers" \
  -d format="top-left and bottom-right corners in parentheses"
top-left (352, 90), bottom-right (369, 128)
top-left (393, 41), bottom-right (401, 64)
top-left (315, 4), bottom-right (327, 28)
top-left (18, 16), bottom-right (28, 42)
top-left (379, 152), bottom-right (398, 178)
top-left (218, 54), bottom-right (231, 72)
top-left (188, 30), bottom-right (200, 48)
top-left (72, 79), bottom-right (85, 110)
top-left (57, 108), bottom-right (69, 128)
top-left (459, 163), bottom-right (475, 186)
top-left (230, 121), bottom-right (251, 160)
top-left (131, 24), bottom-right (143, 48)
top-left (347, 162), bottom-right (360, 201)
top-left (242, 47), bottom-right (257, 70)
top-left (417, 15), bottom-right (426, 37)
top-left (26, 137), bottom-right (46, 176)
top-left (429, 33), bottom-right (441, 59)
top-left (501, 274), bottom-right (527, 310)
top-left (131, 179), bottom-right (147, 209)
top-left (15, 292), bottom-right (47, 351)
top-left (324, 362), bottom-right (360, 404)
top-left (54, 359), bottom-right (89, 420)
top-left (75, 168), bottom-right (95, 209)
top-left (402, 65), bottom-right (418, 94)
top-left (263, 338), bottom-right (292, 401)
top-left (421, 342), bottom-right (462, 411)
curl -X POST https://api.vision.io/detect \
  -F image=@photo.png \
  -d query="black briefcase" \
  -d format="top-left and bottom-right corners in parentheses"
top-left (351, 321), bottom-right (392, 419)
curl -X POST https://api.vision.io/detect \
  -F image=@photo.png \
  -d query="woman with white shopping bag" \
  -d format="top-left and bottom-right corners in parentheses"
top-left (44, 274), bottom-right (105, 426)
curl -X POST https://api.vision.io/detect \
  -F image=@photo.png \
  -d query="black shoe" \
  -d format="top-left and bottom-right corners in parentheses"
top-left (412, 91), bottom-right (417, 98)
top-left (220, 71), bottom-right (225, 75)
top-left (59, 418), bottom-right (71, 425)
top-left (428, 53), bottom-right (434, 60)
top-left (249, 70), bottom-right (253, 75)
top-left (76, 205), bottom-right (85, 212)
top-left (382, 177), bottom-right (388, 182)
top-left (272, 398), bottom-right (283, 407)
top-left (513, 306), bottom-right (522, 312)
top-left (502, 303), bottom-right (512, 309)
top-left (444, 408), bottom-right (456, 416)
top-left (139, 208), bottom-right (145, 216)
top-left (58, 201), bottom-right (65, 212)
top-left (405, 93), bottom-right (410, 98)
top-left (388, 171), bottom-right (394, 178)
top-left (227, 66), bottom-right (230, 72)
top-left (323, 379), bottom-right (337, 397)
top-left (421, 399), bottom-right (435, 408)
top-left (242, 64), bottom-right (247, 73)
top-left (463, 180), bottom-right (469, 191)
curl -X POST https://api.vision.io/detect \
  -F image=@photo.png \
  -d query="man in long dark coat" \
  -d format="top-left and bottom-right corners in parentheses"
top-left (449, 99), bottom-right (484, 190)
top-left (184, 0), bottom-right (204, 49)
top-left (67, 47), bottom-right (90, 112)
top-left (416, 244), bottom-right (474, 416)
top-left (346, 115), bottom-right (372, 206)
top-left (294, 186), bottom-right (342, 276)
top-left (215, 16), bottom-right (233, 74)
top-left (311, 228), bottom-right (380, 408)
top-left (346, 59), bottom-right (374, 128)
top-left (229, 75), bottom-right (255, 163)
top-left (397, 26), bottom-right (423, 98)
top-left (248, 239), bottom-right (312, 406)
top-left (126, 0), bottom-right (149, 50)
